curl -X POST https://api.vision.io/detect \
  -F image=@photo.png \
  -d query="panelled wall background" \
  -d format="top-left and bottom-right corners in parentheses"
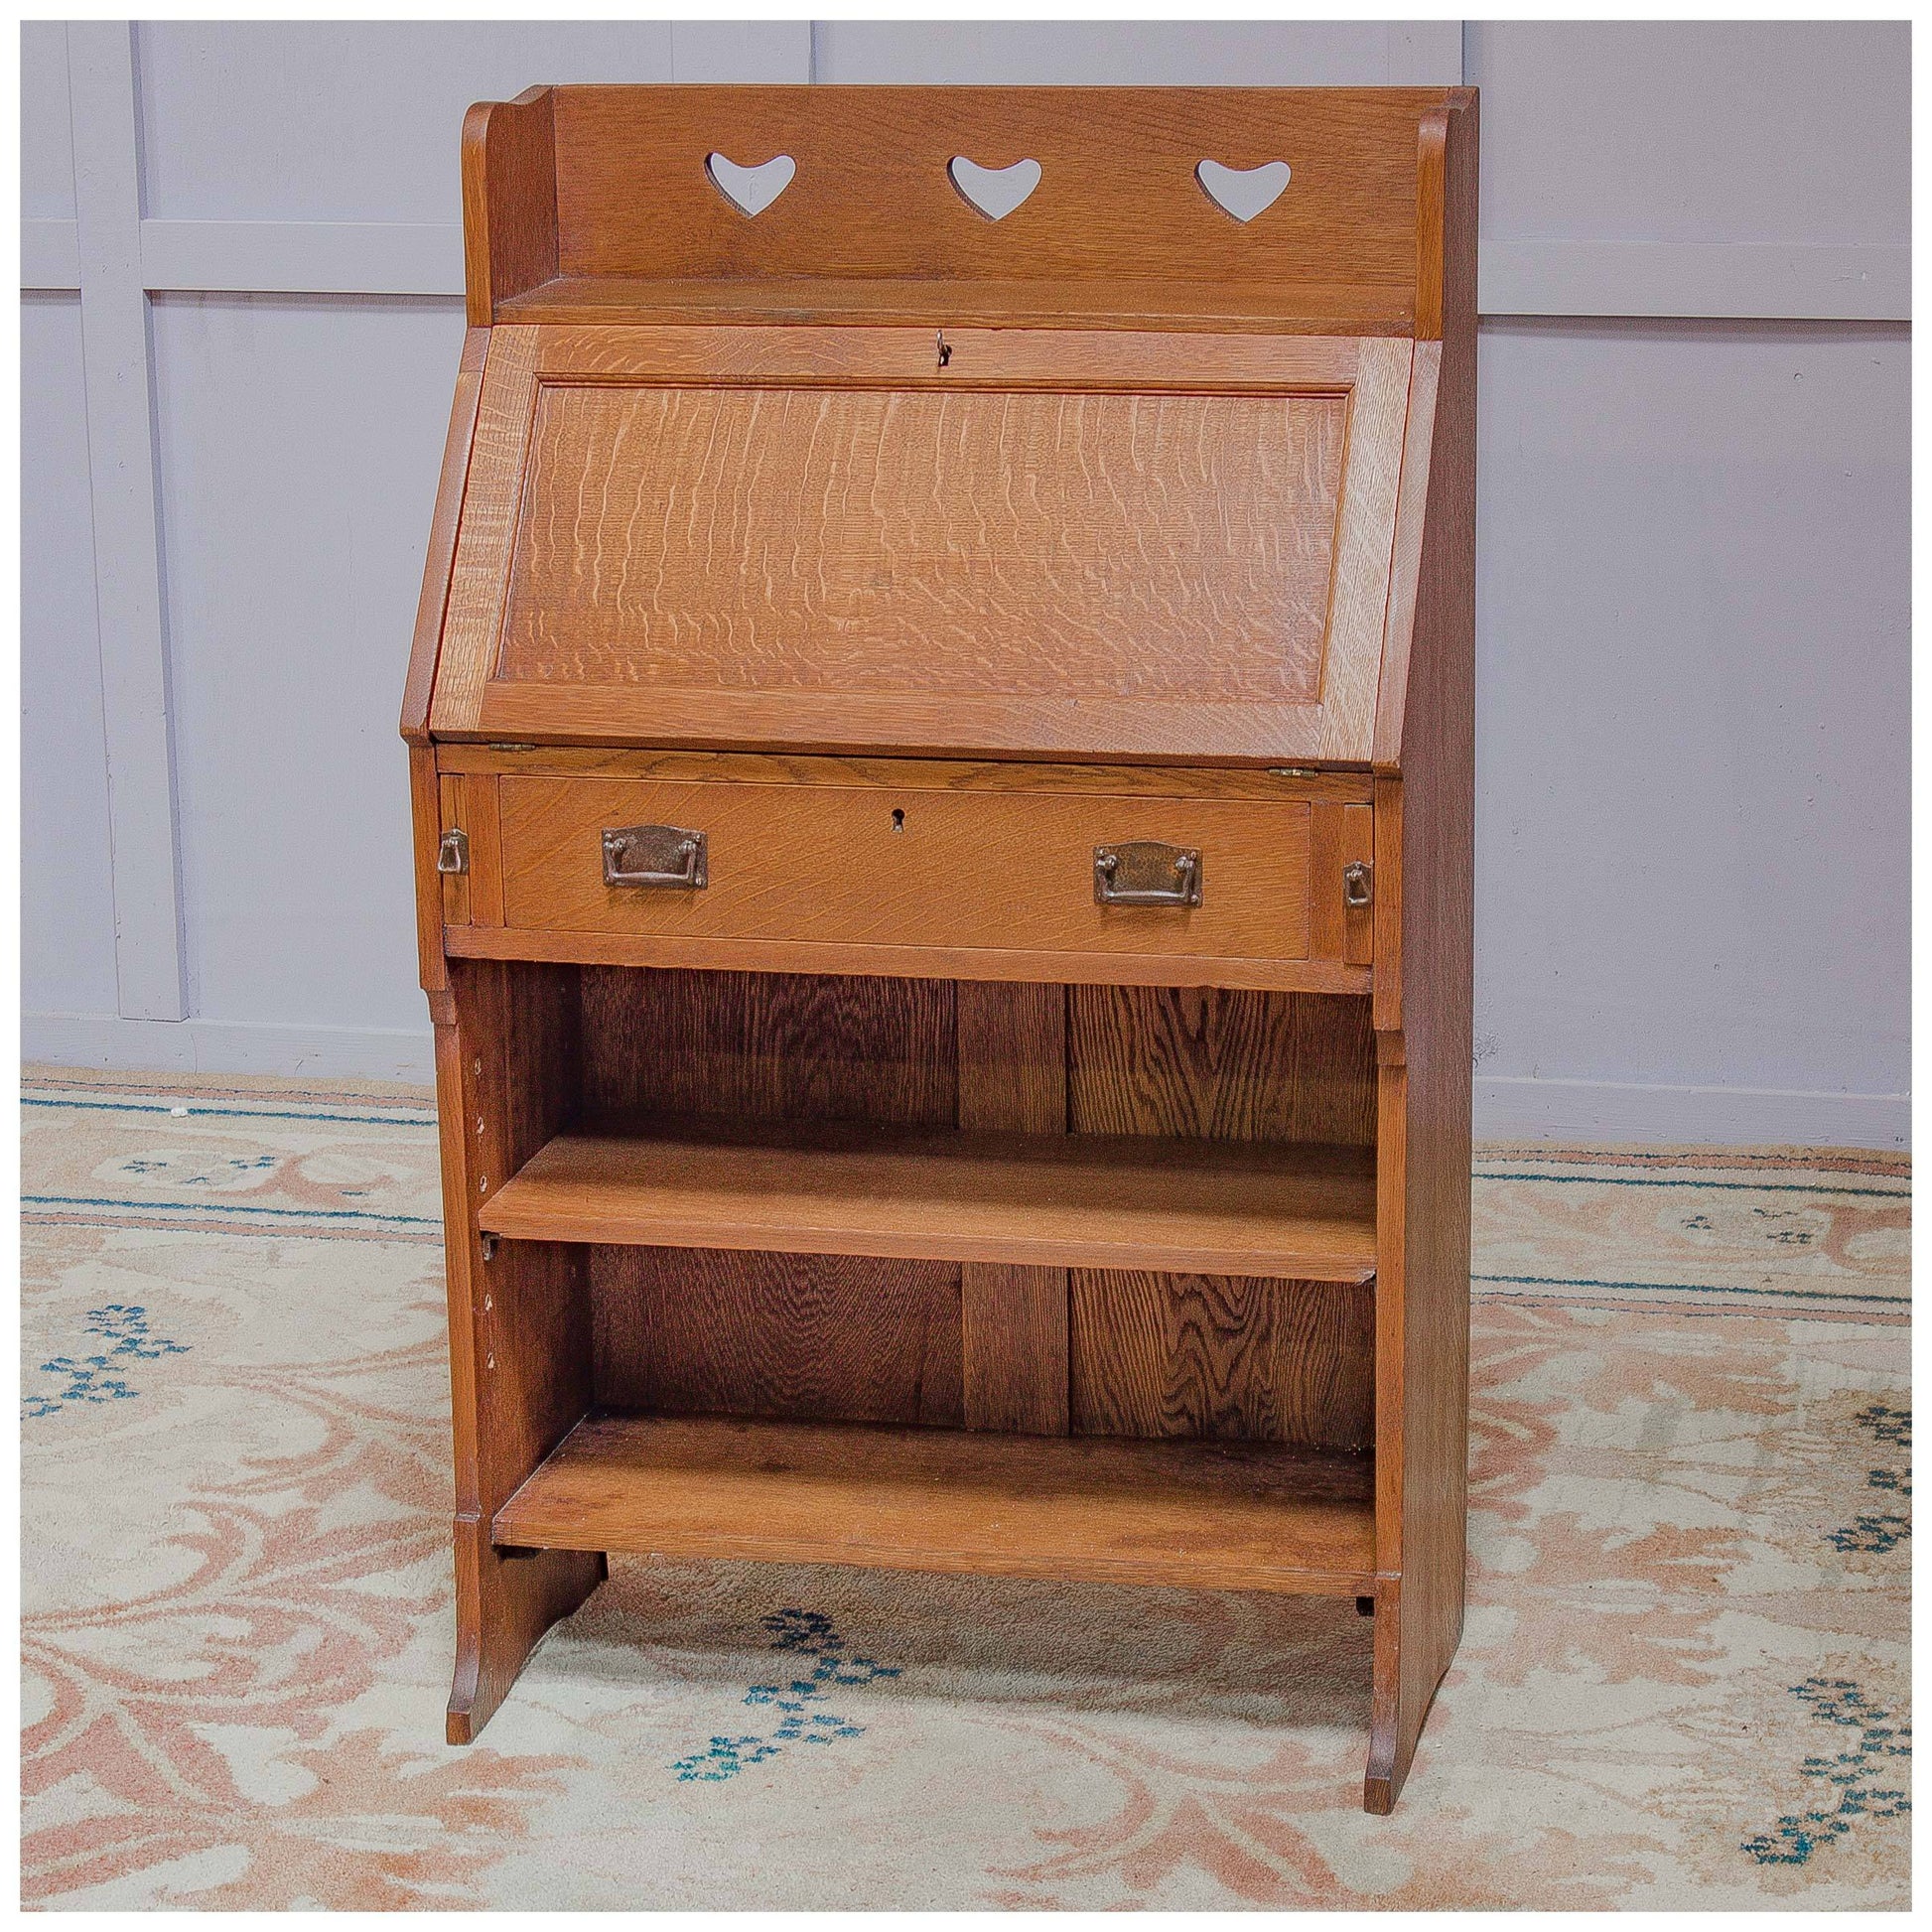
top-left (21, 20), bottom-right (1910, 1145)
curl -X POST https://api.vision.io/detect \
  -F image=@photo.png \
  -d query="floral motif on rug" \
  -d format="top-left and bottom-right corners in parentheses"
top-left (21, 1071), bottom-right (1909, 1908)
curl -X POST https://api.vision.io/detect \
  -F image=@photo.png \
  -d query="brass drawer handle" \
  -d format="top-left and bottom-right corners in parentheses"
top-left (1093, 841), bottom-right (1202, 907)
top-left (603, 823), bottom-right (707, 890)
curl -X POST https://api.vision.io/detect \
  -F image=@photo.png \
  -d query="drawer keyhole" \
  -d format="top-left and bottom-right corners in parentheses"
top-left (891, 808), bottom-right (905, 832)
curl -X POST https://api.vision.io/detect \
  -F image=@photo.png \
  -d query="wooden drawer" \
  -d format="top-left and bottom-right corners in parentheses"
top-left (455, 772), bottom-right (1373, 992)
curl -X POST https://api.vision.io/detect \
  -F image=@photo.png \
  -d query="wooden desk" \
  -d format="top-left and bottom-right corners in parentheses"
top-left (402, 83), bottom-right (1475, 1813)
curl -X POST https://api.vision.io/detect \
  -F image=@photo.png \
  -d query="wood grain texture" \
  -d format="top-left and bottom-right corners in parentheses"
top-left (462, 85), bottom-right (558, 328)
top-left (409, 745), bottom-right (448, 996)
top-left (1367, 88), bottom-right (1476, 1819)
top-left (1069, 1273), bottom-right (1372, 1450)
top-left (436, 745), bottom-right (1376, 804)
top-left (470, 679), bottom-right (1338, 764)
top-left (544, 86), bottom-right (1440, 309)
top-left (499, 274), bottom-right (1412, 335)
top-left (1310, 800), bottom-right (1376, 968)
top-left (399, 326), bottom-right (488, 741)
top-left (479, 1119), bottom-right (1378, 1282)
top-left (451, 922), bottom-right (1370, 996)
top-left (579, 965), bottom-right (956, 1127)
top-left (588, 1245), bottom-right (964, 1427)
top-left (1316, 336), bottom-right (1415, 759)
top-left (1068, 986), bottom-right (1377, 1148)
top-left (436, 959), bottom-right (602, 1743)
top-left (957, 982), bottom-right (1068, 1434)
top-left (957, 980), bottom-right (1066, 1135)
top-left (496, 777), bottom-right (1315, 970)
top-left (437, 775), bottom-right (471, 926)
top-left (494, 1412), bottom-right (1376, 1595)
top-left (1372, 341), bottom-right (1441, 770)
top-left (421, 80), bottom-right (1476, 1807)
top-left (534, 324), bottom-right (1363, 388)
top-left (428, 326), bottom-right (540, 736)
top-left (501, 384), bottom-right (1343, 705)
top-left (426, 323), bottom-right (1412, 761)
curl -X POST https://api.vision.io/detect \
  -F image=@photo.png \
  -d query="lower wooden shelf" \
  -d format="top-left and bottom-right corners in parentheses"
top-left (478, 1118), bottom-right (1378, 1281)
top-left (494, 1413), bottom-right (1376, 1596)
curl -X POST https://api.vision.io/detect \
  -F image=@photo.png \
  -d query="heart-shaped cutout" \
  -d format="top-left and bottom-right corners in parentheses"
top-left (948, 154), bottom-right (1042, 221)
top-left (1196, 157), bottom-right (1292, 223)
top-left (705, 151), bottom-right (796, 217)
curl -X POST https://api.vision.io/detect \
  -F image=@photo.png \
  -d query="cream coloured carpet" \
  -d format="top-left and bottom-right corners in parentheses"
top-left (21, 1067), bottom-right (1908, 1908)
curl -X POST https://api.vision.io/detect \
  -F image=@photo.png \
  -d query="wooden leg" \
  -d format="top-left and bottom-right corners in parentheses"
top-left (448, 1519), bottom-right (605, 1742)
top-left (1365, 1031), bottom-right (1470, 1814)
top-left (437, 962), bottom-right (601, 1744)
top-left (1364, 1572), bottom-right (1462, 1813)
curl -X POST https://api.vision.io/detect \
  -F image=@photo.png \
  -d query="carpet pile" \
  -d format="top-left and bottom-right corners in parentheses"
top-left (21, 1067), bottom-right (1909, 1908)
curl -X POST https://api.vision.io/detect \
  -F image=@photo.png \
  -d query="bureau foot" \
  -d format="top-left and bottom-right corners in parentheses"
top-left (447, 1515), bottom-right (606, 1744)
top-left (1362, 1573), bottom-right (1463, 1814)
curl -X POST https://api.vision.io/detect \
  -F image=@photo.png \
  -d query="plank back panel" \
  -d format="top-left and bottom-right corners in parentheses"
top-left (1065, 984), bottom-right (1376, 1446)
top-left (590, 1245), bottom-right (963, 1427)
top-left (1069, 1272), bottom-right (1372, 1450)
top-left (1068, 986), bottom-right (1377, 1146)
top-left (580, 965), bottom-right (956, 1127)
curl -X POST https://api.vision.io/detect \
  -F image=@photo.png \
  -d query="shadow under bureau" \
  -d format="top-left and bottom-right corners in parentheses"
top-left (402, 82), bottom-right (1475, 1813)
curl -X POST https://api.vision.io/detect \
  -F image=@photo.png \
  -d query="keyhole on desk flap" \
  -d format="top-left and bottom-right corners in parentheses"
top-left (891, 808), bottom-right (906, 832)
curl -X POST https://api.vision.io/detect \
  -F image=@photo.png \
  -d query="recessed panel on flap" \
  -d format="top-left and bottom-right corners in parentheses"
top-left (502, 384), bottom-right (1344, 706)
top-left (429, 327), bottom-right (1417, 761)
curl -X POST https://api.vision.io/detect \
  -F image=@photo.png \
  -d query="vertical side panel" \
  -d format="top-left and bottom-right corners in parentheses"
top-left (957, 982), bottom-right (1069, 1434)
top-left (437, 959), bottom-right (600, 1744)
top-left (1368, 88), bottom-right (1477, 1817)
top-left (461, 86), bottom-right (558, 326)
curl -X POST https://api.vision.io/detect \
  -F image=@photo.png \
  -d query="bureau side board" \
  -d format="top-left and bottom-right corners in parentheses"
top-left (402, 84), bottom-right (1475, 1814)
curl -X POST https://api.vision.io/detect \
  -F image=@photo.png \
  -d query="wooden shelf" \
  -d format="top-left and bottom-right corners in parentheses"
top-left (478, 1119), bottom-right (1378, 1282)
top-left (494, 1413), bottom-right (1376, 1596)
top-left (494, 274), bottom-right (1415, 336)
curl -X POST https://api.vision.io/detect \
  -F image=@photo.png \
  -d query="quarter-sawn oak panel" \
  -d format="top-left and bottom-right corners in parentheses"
top-left (501, 384), bottom-right (1345, 704)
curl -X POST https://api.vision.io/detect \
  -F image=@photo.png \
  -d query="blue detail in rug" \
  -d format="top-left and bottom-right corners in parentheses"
top-left (1741, 1679), bottom-right (1911, 1864)
top-left (111, 1152), bottom-right (280, 1186)
top-left (671, 1609), bottom-right (900, 1784)
top-left (1827, 1406), bottom-right (1911, 1554)
top-left (25, 1305), bottom-right (190, 1418)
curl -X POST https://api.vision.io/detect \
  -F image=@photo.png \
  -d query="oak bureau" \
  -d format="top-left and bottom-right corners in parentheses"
top-left (401, 83), bottom-right (1476, 1812)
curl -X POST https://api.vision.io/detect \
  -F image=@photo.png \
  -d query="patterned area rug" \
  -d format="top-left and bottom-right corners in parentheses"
top-left (21, 1067), bottom-right (1910, 1909)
